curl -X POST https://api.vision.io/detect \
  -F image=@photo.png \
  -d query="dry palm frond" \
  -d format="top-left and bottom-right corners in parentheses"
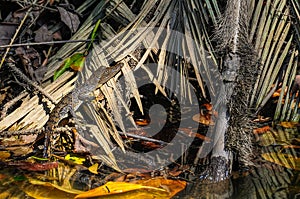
top-left (249, 0), bottom-right (299, 122)
top-left (275, 49), bottom-right (298, 121)
top-left (290, 0), bottom-right (300, 48)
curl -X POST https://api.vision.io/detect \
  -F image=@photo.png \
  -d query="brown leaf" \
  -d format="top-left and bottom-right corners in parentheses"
top-left (192, 113), bottom-right (214, 125)
top-left (5, 146), bottom-right (33, 156)
top-left (0, 23), bottom-right (18, 45)
top-left (15, 46), bottom-right (46, 83)
top-left (34, 24), bottom-right (53, 42)
top-left (57, 6), bottom-right (80, 33)
top-left (253, 125), bottom-right (271, 134)
top-left (8, 161), bottom-right (58, 171)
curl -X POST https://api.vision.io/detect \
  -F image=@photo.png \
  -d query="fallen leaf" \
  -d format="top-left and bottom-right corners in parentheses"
top-left (74, 181), bottom-right (169, 199)
top-left (279, 122), bottom-right (299, 128)
top-left (135, 118), bottom-right (150, 126)
top-left (88, 163), bottom-right (99, 174)
top-left (132, 177), bottom-right (186, 198)
top-left (57, 6), bottom-right (80, 33)
top-left (192, 113), bottom-right (214, 126)
top-left (22, 182), bottom-right (80, 199)
top-left (8, 161), bottom-right (58, 171)
top-left (34, 24), bottom-right (53, 42)
top-left (0, 151), bottom-right (10, 160)
top-left (65, 154), bottom-right (85, 165)
top-left (253, 125), bottom-right (271, 134)
top-left (28, 178), bottom-right (83, 195)
top-left (0, 22), bottom-right (18, 45)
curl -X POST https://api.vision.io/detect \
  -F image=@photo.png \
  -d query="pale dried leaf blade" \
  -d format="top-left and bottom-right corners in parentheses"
top-left (122, 62), bottom-right (143, 115)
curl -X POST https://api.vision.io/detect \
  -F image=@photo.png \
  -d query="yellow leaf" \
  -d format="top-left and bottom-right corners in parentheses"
top-left (132, 177), bottom-right (187, 198)
top-left (0, 150), bottom-right (10, 160)
top-left (88, 163), bottom-right (99, 174)
top-left (279, 122), bottom-right (298, 128)
top-left (75, 178), bottom-right (186, 199)
top-left (65, 154), bottom-right (85, 164)
top-left (22, 179), bottom-right (83, 199)
top-left (261, 152), bottom-right (300, 170)
top-left (74, 181), bottom-right (168, 199)
top-left (28, 179), bottom-right (83, 194)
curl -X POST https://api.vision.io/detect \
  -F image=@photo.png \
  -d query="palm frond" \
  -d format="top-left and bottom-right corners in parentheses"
top-left (249, 0), bottom-right (299, 122)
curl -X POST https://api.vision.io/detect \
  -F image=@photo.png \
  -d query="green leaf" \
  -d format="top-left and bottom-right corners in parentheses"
top-left (86, 19), bottom-right (101, 51)
top-left (14, 175), bottom-right (27, 181)
top-left (53, 53), bottom-right (85, 80)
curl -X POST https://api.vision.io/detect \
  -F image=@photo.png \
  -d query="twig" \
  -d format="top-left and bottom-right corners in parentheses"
top-left (118, 131), bottom-right (168, 145)
top-left (6, 58), bottom-right (57, 104)
top-left (0, 39), bottom-right (96, 49)
top-left (0, 0), bottom-right (38, 70)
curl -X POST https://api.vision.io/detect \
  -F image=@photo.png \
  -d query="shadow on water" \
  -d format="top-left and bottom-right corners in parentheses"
top-left (176, 165), bottom-right (299, 199)
top-left (175, 123), bottom-right (300, 199)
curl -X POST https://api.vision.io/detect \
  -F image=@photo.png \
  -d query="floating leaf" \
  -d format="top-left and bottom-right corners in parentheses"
top-left (262, 152), bottom-right (300, 170)
top-left (53, 53), bottom-right (85, 80)
top-left (75, 178), bottom-right (186, 199)
top-left (22, 181), bottom-right (80, 199)
top-left (64, 154), bottom-right (85, 165)
top-left (74, 181), bottom-right (168, 199)
top-left (132, 177), bottom-right (187, 198)
top-left (28, 179), bottom-right (83, 195)
top-left (192, 113), bottom-right (214, 126)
